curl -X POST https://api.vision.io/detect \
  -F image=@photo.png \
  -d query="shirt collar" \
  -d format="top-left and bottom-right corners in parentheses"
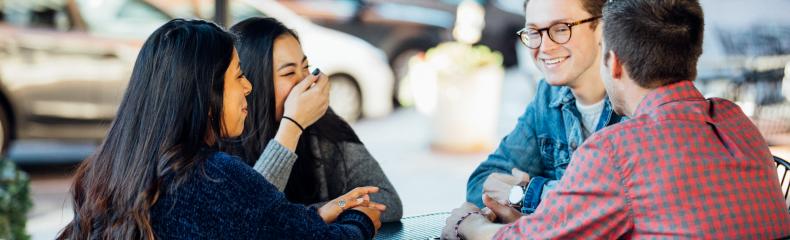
top-left (549, 86), bottom-right (576, 108)
top-left (633, 80), bottom-right (704, 117)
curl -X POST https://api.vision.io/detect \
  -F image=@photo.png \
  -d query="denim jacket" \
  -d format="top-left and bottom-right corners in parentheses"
top-left (466, 80), bottom-right (624, 213)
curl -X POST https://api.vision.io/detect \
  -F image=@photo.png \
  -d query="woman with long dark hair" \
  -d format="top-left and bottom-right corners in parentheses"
top-left (230, 17), bottom-right (403, 222)
top-left (57, 19), bottom-right (382, 239)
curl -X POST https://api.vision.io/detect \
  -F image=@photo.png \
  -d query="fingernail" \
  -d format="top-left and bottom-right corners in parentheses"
top-left (312, 68), bottom-right (321, 76)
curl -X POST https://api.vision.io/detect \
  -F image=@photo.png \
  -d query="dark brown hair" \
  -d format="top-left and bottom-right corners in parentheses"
top-left (57, 19), bottom-right (235, 239)
top-left (602, 0), bottom-right (704, 88)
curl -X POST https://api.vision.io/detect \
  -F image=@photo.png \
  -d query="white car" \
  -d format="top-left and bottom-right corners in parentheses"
top-left (159, 0), bottom-right (395, 121)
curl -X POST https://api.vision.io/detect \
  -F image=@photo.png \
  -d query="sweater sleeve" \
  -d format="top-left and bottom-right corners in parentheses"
top-left (253, 140), bottom-right (298, 191)
top-left (338, 142), bottom-right (403, 222)
top-left (215, 154), bottom-right (376, 239)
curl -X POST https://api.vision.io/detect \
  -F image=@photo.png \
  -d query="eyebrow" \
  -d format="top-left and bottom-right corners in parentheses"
top-left (526, 18), bottom-right (572, 28)
top-left (277, 56), bottom-right (308, 71)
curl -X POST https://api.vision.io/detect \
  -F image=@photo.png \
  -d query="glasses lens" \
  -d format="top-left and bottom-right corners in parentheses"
top-left (549, 24), bottom-right (571, 44)
top-left (522, 29), bottom-right (542, 48)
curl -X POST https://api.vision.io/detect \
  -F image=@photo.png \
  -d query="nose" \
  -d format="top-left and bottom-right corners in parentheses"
top-left (242, 77), bottom-right (252, 96)
top-left (295, 68), bottom-right (308, 83)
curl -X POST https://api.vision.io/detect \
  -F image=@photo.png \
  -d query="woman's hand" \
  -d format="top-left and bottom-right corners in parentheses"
top-left (351, 205), bottom-right (382, 234)
top-left (275, 72), bottom-right (330, 151)
top-left (282, 72), bottom-right (330, 130)
top-left (318, 186), bottom-right (387, 223)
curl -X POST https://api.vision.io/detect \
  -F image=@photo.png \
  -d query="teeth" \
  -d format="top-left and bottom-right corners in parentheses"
top-left (544, 57), bottom-right (567, 65)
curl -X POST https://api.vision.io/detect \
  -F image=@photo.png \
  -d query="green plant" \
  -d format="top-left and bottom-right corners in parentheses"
top-left (422, 41), bottom-right (503, 78)
top-left (0, 160), bottom-right (32, 240)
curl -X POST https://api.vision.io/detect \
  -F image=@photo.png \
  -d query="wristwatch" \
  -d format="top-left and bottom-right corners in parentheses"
top-left (508, 185), bottom-right (526, 207)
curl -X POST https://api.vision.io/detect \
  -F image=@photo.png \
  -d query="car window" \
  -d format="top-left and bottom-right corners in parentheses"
top-left (77, 0), bottom-right (170, 38)
top-left (193, 1), bottom-right (266, 25)
top-left (116, 0), bottom-right (169, 23)
top-left (1, 0), bottom-right (73, 31)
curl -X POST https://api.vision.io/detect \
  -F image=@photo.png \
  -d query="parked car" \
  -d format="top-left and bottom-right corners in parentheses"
top-left (155, 0), bottom-right (395, 122)
top-left (0, 0), bottom-right (393, 155)
top-left (0, 0), bottom-right (167, 154)
top-left (278, 0), bottom-right (524, 105)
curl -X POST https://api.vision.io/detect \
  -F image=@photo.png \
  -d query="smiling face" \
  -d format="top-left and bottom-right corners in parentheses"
top-left (272, 33), bottom-right (310, 121)
top-left (221, 49), bottom-right (252, 138)
top-left (525, 0), bottom-right (602, 88)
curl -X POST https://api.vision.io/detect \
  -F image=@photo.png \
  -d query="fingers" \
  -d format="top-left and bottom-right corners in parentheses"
top-left (482, 193), bottom-right (502, 211)
top-left (494, 172), bottom-right (521, 186)
top-left (295, 74), bottom-right (319, 92)
top-left (483, 173), bottom-right (518, 205)
top-left (511, 168), bottom-right (530, 185)
top-left (483, 193), bottom-right (513, 218)
top-left (483, 194), bottom-right (522, 224)
top-left (350, 186), bottom-right (380, 197)
top-left (352, 197), bottom-right (387, 211)
top-left (337, 186), bottom-right (382, 210)
top-left (367, 201), bottom-right (387, 212)
top-left (305, 73), bottom-right (329, 94)
top-left (480, 207), bottom-right (497, 222)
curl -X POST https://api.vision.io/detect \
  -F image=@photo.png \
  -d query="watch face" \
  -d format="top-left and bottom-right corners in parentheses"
top-left (509, 185), bottom-right (525, 205)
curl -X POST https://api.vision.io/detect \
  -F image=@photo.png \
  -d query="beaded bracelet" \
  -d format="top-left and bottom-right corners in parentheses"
top-left (454, 211), bottom-right (481, 240)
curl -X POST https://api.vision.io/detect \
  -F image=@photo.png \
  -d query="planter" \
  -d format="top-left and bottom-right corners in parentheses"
top-left (431, 65), bottom-right (503, 153)
top-left (407, 42), bottom-right (504, 153)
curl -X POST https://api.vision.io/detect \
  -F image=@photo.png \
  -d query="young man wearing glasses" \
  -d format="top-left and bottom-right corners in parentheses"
top-left (464, 0), bottom-right (622, 223)
top-left (446, 0), bottom-right (790, 238)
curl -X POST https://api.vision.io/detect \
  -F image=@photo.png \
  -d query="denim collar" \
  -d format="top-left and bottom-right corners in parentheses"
top-left (548, 85), bottom-right (622, 129)
top-left (548, 86), bottom-right (576, 108)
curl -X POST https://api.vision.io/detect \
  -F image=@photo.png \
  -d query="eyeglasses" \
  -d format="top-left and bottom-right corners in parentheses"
top-left (516, 16), bottom-right (601, 49)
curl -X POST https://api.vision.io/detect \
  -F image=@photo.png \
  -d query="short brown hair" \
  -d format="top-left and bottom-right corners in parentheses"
top-left (602, 0), bottom-right (705, 88)
top-left (524, 0), bottom-right (606, 28)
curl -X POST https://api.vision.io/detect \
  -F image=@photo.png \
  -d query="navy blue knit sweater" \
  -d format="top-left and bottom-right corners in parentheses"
top-left (150, 151), bottom-right (376, 239)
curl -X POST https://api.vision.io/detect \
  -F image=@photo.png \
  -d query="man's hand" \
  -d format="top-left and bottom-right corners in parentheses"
top-left (482, 168), bottom-right (531, 205)
top-left (483, 193), bottom-right (523, 224)
top-left (442, 202), bottom-right (482, 240)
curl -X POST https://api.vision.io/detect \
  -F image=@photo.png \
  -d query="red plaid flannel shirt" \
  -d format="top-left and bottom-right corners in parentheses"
top-left (494, 81), bottom-right (790, 239)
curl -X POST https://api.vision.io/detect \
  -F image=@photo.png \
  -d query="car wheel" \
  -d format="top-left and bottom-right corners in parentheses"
top-left (391, 48), bottom-right (424, 106)
top-left (329, 74), bottom-right (362, 123)
top-left (0, 106), bottom-right (11, 156)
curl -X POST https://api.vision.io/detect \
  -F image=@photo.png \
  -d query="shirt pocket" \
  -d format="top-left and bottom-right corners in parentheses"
top-left (538, 137), bottom-right (571, 179)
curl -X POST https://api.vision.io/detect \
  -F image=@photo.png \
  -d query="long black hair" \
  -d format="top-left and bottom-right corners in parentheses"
top-left (230, 17), bottom-right (360, 204)
top-left (58, 19), bottom-right (235, 239)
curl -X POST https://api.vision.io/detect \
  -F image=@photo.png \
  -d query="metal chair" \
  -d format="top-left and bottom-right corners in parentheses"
top-left (775, 156), bottom-right (790, 211)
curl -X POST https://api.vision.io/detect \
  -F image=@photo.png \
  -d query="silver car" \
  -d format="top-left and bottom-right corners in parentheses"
top-left (0, 0), bottom-right (394, 155)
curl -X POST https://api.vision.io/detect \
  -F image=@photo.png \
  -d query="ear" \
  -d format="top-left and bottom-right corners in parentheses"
top-left (606, 50), bottom-right (623, 80)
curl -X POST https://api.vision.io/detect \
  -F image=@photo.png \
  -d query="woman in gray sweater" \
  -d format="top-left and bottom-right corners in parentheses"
top-left (229, 17), bottom-right (403, 222)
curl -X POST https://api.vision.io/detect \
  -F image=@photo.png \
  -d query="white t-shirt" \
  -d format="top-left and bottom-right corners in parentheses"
top-left (575, 99), bottom-right (605, 138)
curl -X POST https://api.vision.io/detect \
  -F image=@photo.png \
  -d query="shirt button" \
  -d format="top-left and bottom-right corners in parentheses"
top-left (570, 141), bottom-right (578, 150)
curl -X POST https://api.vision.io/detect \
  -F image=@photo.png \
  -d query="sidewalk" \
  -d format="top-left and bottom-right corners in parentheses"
top-left (350, 68), bottom-right (535, 216)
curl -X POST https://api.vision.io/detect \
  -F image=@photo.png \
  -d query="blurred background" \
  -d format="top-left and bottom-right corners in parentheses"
top-left (0, 0), bottom-right (788, 239)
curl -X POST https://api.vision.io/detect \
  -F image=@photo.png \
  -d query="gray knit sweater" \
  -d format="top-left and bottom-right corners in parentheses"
top-left (253, 137), bottom-right (403, 222)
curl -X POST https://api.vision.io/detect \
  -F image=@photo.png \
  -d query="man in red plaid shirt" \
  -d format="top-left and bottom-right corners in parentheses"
top-left (445, 0), bottom-right (790, 239)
